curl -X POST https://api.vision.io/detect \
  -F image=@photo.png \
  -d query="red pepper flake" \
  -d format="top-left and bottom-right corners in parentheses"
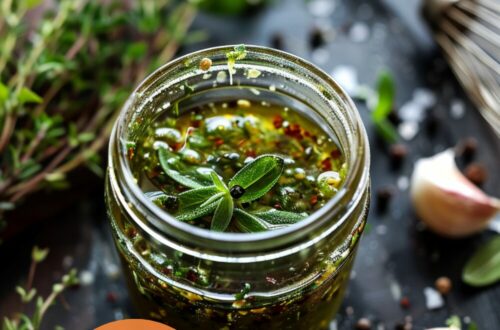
top-left (273, 115), bottom-right (284, 129)
top-left (321, 158), bottom-right (332, 171)
top-left (284, 123), bottom-right (303, 140)
top-left (106, 291), bottom-right (118, 303)
top-left (237, 139), bottom-right (247, 147)
top-left (400, 296), bottom-right (410, 309)
top-left (127, 147), bottom-right (135, 160)
top-left (265, 276), bottom-right (277, 285)
top-left (172, 142), bottom-right (183, 151)
top-left (186, 269), bottom-right (199, 282)
top-left (245, 149), bottom-right (257, 158)
top-left (330, 149), bottom-right (341, 159)
top-left (126, 227), bottom-right (138, 239)
top-left (303, 130), bottom-right (311, 138)
top-left (274, 203), bottom-right (282, 210)
top-left (215, 138), bottom-right (224, 146)
top-left (310, 195), bottom-right (318, 205)
top-left (191, 120), bottom-right (201, 128)
top-left (161, 267), bottom-right (173, 275)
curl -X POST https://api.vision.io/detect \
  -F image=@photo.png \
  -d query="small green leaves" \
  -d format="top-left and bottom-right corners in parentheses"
top-left (16, 286), bottom-right (37, 303)
top-left (211, 195), bottom-right (233, 232)
top-left (158, 147), bottom-right (205, 189)
top-left (18, 87), bottom-right (43, 105)
top-left (154, 152), bottom-right (306, 232)
top-left (371, 70), bottom-right (398, 144)
top-left (210, 171), bottom-right (228, 192)
top-left (229, 155), bottom-right (284, 203)
top-left (252, 209), bottom-right (307, 225)
top-left (32, 246), bottom-right (49, 263)
top-left (462, 236), bottom-right (500, 287)
top-left (226, 44), bottom-right (247, 84)
top-left (0, 82), bottom-right (8, 104)
top-left (233, 208), bottom-right (269, 233)
top-left (446, 315), bottom-right (461, 329)
top-left (178, 186), bottom-right (220, 210)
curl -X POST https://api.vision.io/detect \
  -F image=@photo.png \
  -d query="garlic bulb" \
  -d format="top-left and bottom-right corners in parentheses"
top-left (410, 149), bottom-right (500, 238)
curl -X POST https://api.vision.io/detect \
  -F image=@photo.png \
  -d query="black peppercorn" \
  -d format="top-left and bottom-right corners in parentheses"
top-left (230, 185), bottom-right (246, 199)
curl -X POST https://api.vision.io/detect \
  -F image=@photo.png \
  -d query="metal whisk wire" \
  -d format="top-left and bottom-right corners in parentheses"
top-left (424, 0), bottom-right (500, 136)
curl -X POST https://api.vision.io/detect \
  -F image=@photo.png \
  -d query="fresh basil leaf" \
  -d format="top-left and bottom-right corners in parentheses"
top-left (158, 147), bottom-right (205, 189)
top-left (229, 155), bottom-right (284, 203)
top-left (463, 236), bottom-right (500, 287)
top-left (210, 171), bottom-right (228, 192)
top-left (176, 200), bottom-right (219, 222)
top-left (372, 70), bottom-right (395, 122)
top-left (18, 87), bottom-right (43, 105)
top-left (252, 209), bottom-right (307, 225)
top-left (211, 195), bottom-right (234, 232)
top-left (178, 186), bottom-right (220, 210)
top-left (233, 208), bottom-right (270, 233)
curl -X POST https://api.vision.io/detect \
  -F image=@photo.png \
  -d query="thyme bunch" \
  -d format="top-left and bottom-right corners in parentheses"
top-left (0, 0), bottom-right (199, 227)
top-left (2, 246), bottom-right (79, 330)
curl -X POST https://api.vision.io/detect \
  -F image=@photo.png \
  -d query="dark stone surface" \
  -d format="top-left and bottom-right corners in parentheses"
top-left (1, 0), bottom-right (499, 329)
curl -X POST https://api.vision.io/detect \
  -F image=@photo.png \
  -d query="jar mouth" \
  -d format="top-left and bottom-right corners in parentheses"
top-left (109, 45), bottom-right (370, 252)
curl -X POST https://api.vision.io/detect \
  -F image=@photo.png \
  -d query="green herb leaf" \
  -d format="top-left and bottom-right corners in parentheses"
top-left (200, 191), bottom-right (225, 208)
top-left (252, 209), bottom-right (307, 225)
top-left (158, 147), bottom-right (205, 189)
top-left (234, 282), bottom-right (251, 300)
top-left (211, 195), bottom-right (234, 232)
top-left (372, 70), bottom-right (395, 122)
top-left (446, 315), bottom-right (461, 329)
top-left (374, 120), bottom-right (398, 144)
top-left (178, 186), bottom-right (220, 210)
top-left (32, 246), bottom-right (49, 263)
top-left (226, 44), bottom-right (247, 84)
top-left (176, 200), bottom-right (219, 222)
top-left (229, 155), bottom-right (284, 203)
top-left (18, 87), bottom-right (43, 105)
top-left (233, 208), bottom-right (270, 233)
top-left (145, 191), bottom-right (177, 208)
top-left (211, 171), bottom-right (228, 192)
top-left (0, 82), bottom-right (8, 103)
top-left (463, 236), bottom-right (500, 287)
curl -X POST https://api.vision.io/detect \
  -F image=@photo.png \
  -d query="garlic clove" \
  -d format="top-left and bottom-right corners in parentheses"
top-left (410, 149), bottom-right (500, 238)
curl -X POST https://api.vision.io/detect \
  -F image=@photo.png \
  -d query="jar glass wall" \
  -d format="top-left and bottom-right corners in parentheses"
top-left (105, 45), bottom-right (370, 329)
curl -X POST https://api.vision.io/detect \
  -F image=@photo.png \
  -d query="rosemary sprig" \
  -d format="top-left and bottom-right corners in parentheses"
top-left (2, 246), bottom-right (79, 330)
top-left (153, 148), bottom-right (307, 232)
top-left (0, 0), bottom-right (199, 227)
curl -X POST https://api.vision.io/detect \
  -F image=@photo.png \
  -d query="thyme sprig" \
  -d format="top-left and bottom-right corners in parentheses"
top-left (2, 246), bottom-right (79, 330)
top-left (153, 148), bottom-right (307, 232)
top-left (0, 0), bottom-right (198, 228)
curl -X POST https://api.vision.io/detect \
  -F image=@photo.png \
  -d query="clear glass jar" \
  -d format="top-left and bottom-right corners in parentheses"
top-left (106, 45), bottom-right (370, 330)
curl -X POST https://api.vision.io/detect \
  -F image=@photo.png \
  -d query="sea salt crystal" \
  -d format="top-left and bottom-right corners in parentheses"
top-left (397, 176), bottom-right (409, 191)
top-left (424, 287), bottom-right (444, 310)
top-left (399, 101), bottom-right (425, 122)
top-left (450, 99), bottom-right (465, 119)
top-left (376, 224), bottom-right (387, 235)
top-left (331, 65), bottom-right (358, 95)
top-left (308, 0), bottom-right (336, 18)
top-left (413, 88), bottom-right (436, 108)
top-left (80, 270), bottom-right (95, 286)
top-left (389, 279), bottom-right (402, 301)
top-left (349, 22), bottom-right (370, 43)
top-left (398, 121), bottom-right (419, 140)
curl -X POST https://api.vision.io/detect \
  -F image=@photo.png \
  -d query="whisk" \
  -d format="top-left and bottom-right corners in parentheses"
top-left (423, 0), bottom-right (500, 137)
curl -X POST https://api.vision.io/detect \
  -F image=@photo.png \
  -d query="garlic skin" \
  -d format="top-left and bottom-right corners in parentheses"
top-left (410, 149), bottom-right (500, 238)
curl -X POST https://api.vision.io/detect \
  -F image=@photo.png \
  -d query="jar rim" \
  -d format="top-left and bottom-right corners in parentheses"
top-left (108, 45), bottom-right (370, 253)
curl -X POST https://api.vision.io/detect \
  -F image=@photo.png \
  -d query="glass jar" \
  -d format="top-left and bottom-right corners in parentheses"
top-left (106, 45), bottom-right (370, 330)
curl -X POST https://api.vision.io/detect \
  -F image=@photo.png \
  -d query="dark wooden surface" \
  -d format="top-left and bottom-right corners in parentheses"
top-left (1, 0), bottom-right (499, 329)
